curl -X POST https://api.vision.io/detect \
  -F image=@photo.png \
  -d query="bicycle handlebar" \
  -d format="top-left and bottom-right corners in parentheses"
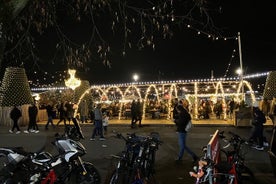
top-left (111, 130), bottom-right (163, 146)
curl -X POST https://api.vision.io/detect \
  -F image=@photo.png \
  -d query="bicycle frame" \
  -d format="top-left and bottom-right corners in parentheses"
top-left (109, 131), bottom-right (161, 184)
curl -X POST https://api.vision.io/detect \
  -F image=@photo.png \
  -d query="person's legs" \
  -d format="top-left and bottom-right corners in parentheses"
top-left (14, 121), bottom-right (20, 131)
top-left (46, 116), bottom-right (53, 129)
top-left (98, 121), bottom-right (104, 138)
top-left (177, 132), bottom-right (197, 161)
top-left (131, 115), bottom-right (137, 127)
top-left (249, 126), bottom-right (258, 144)
top-left (91, 126), bottom-right (98, 139)
top-left (138, 116), bottom-right (142, 127)
top-left (184, 140), bottom-right (198, 159)
top-left (11, 120), bottom-right (16, 131)
top-left (91, 120), bottom-right (100, 138)
top-left (177, 132), bottom-right (185, 160)
top-left (256, 126), bottom-right (264, 147)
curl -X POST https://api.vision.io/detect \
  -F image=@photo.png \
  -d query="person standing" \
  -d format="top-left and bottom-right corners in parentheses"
top-left (102, 112), bottom-right (109, 135)
top-left (269, 97), bottom-right (276, 127)
top-left (79, 100), bottom-right (89, 123)
top-left (248, 103), bottom-right (267, 151)
top-left (90, 104), bottom-right (105, 141)
top-left (174, 105), bottom-right (198, 162)
top-left (261, 98), bottom-right (270, 119)
top-left (9, 106), bottom-right (22, 134)
top-left (136, 99), bottom-right (143, 127)
top-left (56, 102), bottom-right (67, 126)
top-left (65, 102), bottom-right (74, 124)
top-left (45, 103), bottom-right (55, 130)
top-left (130, 100), bottom-right (137, 128)
top-left (25, 103), bottom-right (39, 133)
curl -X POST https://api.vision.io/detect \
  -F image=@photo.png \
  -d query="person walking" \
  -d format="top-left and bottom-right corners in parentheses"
top-left (25, 103), bottom-right (39, 133)
top-left (130, 100), bottom-right (137, 128)
top-left (90, 104), bottom-right (105, 141)
top-left (174, 105), bottom-right (198, 162)
top-left (9, 106), bottom-right (22, 134)
top-left (45, 103), bottom-right (55, 130)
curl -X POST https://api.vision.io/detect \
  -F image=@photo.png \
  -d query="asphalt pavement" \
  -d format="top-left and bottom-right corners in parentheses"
top-left (0, 118), bottom-right (275, 184)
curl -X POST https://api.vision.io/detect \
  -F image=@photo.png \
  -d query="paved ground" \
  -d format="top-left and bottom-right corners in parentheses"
top-left (1, 118), bottom-right (275, 184)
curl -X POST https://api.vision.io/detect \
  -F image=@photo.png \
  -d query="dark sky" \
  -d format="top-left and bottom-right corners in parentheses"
top-left (34, 0), bottom-right (276, 85)
top-left (84, 0), bottom-right (276, 84)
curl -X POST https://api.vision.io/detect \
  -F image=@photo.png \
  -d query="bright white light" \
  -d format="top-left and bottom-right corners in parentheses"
top-left (133, 74), bottom-right (139, 82)
top-left (236, 68), bottom-right (242, 75)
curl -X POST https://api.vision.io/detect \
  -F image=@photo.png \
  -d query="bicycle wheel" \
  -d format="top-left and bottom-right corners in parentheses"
top-left (128, 168), bottom-right (149, 184)
top-left (143, 152), bottom-right (154, 177)
top-left (236, 164), bottom-right (255, 184)
top-left (109, 169), bottom-right (133, 184)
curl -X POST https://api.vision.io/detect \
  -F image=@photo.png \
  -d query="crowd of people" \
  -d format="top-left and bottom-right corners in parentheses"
top-left (7, 97), bottom-right (276, 148)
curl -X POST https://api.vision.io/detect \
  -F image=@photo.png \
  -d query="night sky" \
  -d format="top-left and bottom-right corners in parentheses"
top-left (24, 0), bottom-right (276, 85)
top-left (78, 1), bottom-right (275, 84)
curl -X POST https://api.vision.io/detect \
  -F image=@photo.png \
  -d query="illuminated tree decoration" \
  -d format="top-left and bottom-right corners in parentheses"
top-left (263, 71), bottom-right (276, 100)
top-left (64, 69), bottom-right (81, 90)
top-left (0, 67), bottom-right (33, 106)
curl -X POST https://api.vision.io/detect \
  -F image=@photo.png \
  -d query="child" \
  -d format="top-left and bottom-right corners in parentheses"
top-left (102, 112), bottom-right (109, 135)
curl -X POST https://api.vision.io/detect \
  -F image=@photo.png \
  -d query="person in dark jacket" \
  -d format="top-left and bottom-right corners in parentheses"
top-left (248, 104), bottom-right (266, 151)
top-left (130, 100), bottom-right (137, 128)
top-left (45, 103), bottom-right (55, 130)
top-left (24, 103), bottom-right (39, 133)
top-left (56, 102), bottom-right (67, 126)
top-left (174, 105), bottom-right (198, 162)
top-left (9, 106), bottom-right (22, 134)
top-left (136, 99), bottom-right (143, 127)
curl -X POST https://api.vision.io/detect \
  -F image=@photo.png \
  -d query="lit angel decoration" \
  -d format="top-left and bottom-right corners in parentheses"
top-left (65, 69), bottom-right (81, 90)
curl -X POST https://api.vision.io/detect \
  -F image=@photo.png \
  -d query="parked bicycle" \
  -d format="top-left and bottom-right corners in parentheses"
top-left (219, 131), bottom-right (255, 184)
top-left (190, 146), bottom-right (236, 184)
top-left (109, 131), bottom-right (162, 184)
top-left (189, 130), bottom-right (255, 184)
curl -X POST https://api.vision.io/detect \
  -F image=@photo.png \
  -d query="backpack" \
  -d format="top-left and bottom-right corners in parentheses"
top-left (185, 120), bottom-right (193, 132)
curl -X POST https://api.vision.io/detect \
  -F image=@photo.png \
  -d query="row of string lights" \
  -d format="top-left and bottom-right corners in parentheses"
top-left (30, 71), bottom-right (269, 92)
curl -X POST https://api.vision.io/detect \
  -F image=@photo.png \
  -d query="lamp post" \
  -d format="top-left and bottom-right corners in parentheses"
top-left (236, 68), bottom-right (244, 102)
top-left (238, 32), bottom-right (244, 101)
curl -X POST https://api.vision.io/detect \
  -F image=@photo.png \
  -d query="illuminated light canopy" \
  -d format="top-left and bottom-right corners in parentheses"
top-left (65, 69), bottom-right (81, 90)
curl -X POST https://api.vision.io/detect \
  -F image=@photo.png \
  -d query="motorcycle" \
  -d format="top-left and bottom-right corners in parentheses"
top-left (0, 134), bottom-right (101, 184)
